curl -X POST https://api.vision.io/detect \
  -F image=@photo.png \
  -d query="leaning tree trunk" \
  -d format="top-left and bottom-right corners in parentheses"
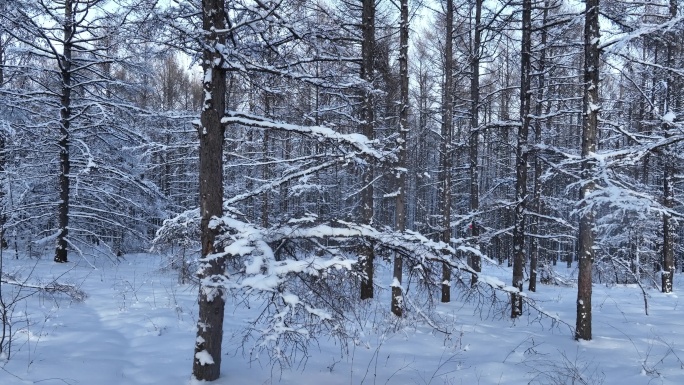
top-left (359, 0), bottom-right (375, 300)
top-left (192, 0), bottom-right (227, 381)
top-left (55, 0), bottom-right (74, 264)
top-left (391, 0), bottom-right (409, 316)
top-left (512, 0), bottom-right (532, 318)
top-left (576, 0), bottom-right (600, 341)
top-left (440, 0), bottom-right (454, 303)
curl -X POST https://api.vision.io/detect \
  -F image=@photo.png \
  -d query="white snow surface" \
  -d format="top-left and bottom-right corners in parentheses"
top-left (663, 111), bottom-right (676, 123)
top-left (194, 350), bottom-right (214, 366)
top-left (2, 253), bottom-right (684, 384)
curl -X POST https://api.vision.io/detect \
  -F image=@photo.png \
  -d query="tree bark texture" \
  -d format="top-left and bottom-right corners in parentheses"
top-left (576, 0), bottom-right (600, 341)
top-left (391, 0), bottom-right (409, 316)
top-left (261, 128), bottom-right (270, 227)
top-left (440, 0), bottom-right (454, 303)
top-left (0, 34), bottom-right (4, 85)
top-left (359, 0), bottom-right (375, 300)
top-left (469, 0), bottom-right (482, 283)
top-left (662, 163), bottom-right (674, 292)
top-left (529, 1), bottom-right (549, 292)
top-left (193, 0), bottom-right (227, 380)
top-left (55, 0), bottom-right (73, 264)
top-left (512, 0), bottom-right (532, 318)
top-left (661, 0), bottom-right (677, 294)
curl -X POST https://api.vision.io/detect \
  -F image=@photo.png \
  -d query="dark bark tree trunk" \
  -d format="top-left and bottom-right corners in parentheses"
top-left (391, 0), bottom-right (409, 316)
top-left (359, 0), bottom-right (375, 300)
top-left (512, 0), bottom-right (532, 317)
top-left (661, 0), bottom-right (677, 294)
top-left (0, 31), bottom-right (5, 242)
top-left (662, 162), bottom-right (674, 292)
top-left (469, 0), bottom-right (482, 283)
top-left (576, 0), bottom-right (600, 341)
top-left (54, 0), bottom-right (73, 264)
top-left (262, 91), bottom-right (270, 228)
top-left (640, 49), bottom-right (650, 186)
top-left (261, 129), bottom-right (269, 227)
top-left (529, 1), bottom-right (549, 293)
top-left (281, 133), bottom-right (291, 215)
top-left (0, 34), bottom-right (4, 85)
top-left (440, 0), bottom-right (454, 303)
top-left (192, 0), bottom-right (227, 380)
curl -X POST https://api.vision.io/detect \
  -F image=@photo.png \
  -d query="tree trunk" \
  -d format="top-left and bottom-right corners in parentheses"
top-left (0, 30), bottom-right (5, 247)
top-left (576, 0), bottom-right (600, 341)
top-left (469, 0), bottom-right (482, 283)
top-left (54, 0), bottom-right (73, 264)
top-left (391, 0), bottom-right (409, 316)
top-left (192, 0), bottom-right (227, 380)
top-left (440, 0), bottom-right (454, 303)
top-left (281, 133), bottom-right (291, 215)
top-left (661, 0), bottom-right (677, 294)
top-left (512, 0), bottom-right (532, 317)
top-left (261, 115), bottom-right (270, 227)
top-left (359, 0), bottom-right (375, 300)
top-left (529, 1), bottom-right (549, 293)
top-left (0, 34), bottom-right (4, 85)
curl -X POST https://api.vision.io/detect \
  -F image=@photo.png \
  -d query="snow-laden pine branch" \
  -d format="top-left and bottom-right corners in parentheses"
top-left (220, 111), bottom-right (395, 162)
top-left (176, 210), bottom-right (575, 363)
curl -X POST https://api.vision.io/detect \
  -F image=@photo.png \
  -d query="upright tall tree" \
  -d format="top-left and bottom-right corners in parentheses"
top-left (469, 0), bottom-right (483, 281)
top-left (528, 0), bottom-right (550, 292)
top-left (192, 0), bottom-right (227, 380)
top-left (54, 0), bottom-right (74, 263)
top-left (359, 0), bottom-right (376, 300)
top-left (0, 0), bottom-right (162, 262)
top-left (661, 0), bottom-right (678, 294)
top-left (392, 0), bottom-right (409, 316)
top-left (576, 0), bottom-right (600, 341)
top-left (0, 26), bottom-right (4, 85)
top-left (512, 0), bottom-right (532, 317)
top-left (440, 0), bottom-right (454, 303)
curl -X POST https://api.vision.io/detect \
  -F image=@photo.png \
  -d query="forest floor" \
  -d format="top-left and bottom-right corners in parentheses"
top-left (1, 253), bottom-right (683, 385)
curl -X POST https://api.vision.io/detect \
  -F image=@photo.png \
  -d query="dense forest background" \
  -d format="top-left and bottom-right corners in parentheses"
top-left (0, 0), bottom-right (683, 381)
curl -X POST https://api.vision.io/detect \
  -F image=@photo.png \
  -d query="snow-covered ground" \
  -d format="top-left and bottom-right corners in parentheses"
top-left (1, 253), bottom-right (683, 384)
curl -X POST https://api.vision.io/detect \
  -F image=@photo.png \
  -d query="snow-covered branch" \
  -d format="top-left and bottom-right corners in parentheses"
top-left (221, 111), bottom-right (395, 162)
top-left (1, 273), bottom-right (87, 302)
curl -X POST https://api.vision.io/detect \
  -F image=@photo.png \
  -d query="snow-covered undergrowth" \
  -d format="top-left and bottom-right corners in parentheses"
top-left (1, 253), bottom-right (683, 384)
